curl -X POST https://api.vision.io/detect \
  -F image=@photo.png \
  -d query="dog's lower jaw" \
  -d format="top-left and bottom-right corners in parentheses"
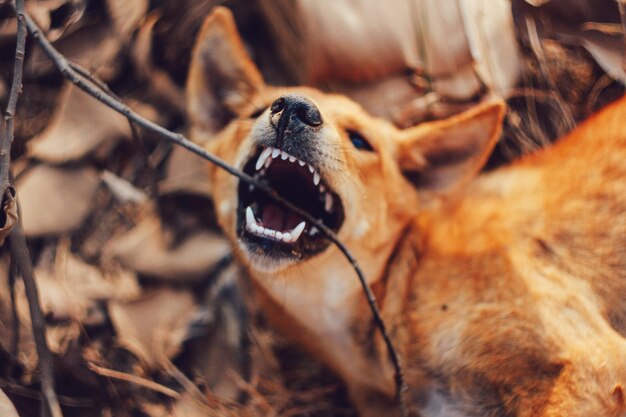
top-left (238, 240), bottom-right (299, 273)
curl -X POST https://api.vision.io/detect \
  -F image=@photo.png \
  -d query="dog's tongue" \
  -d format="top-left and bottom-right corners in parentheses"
top-left (262, 204), bottom-right (304, 231)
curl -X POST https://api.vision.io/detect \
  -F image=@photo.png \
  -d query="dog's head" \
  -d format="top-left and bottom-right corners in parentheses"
top-left (186, 7), bottom-right (504, 275)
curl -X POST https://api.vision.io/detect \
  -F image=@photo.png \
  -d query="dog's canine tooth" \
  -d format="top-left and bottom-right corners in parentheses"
top-left (282, 231), bottom-right (293, 242)
top-left (308, 164), bottom-right (315, 174)
top-left (313, 172), bottom-right (320, 186)
top-left (271, 148), bottom-right (280, 158)
top-left (309, 226), bottom-right (319, 236)
top-left (280, 151), bottom-right (288, 160)
top-left (288, 155), bottom-right (296, 163)
top-left (291, 221), bottom-right (306, 241)
top-left (325, 193), bottom-right (333, 212)
top-left (298, 160), bottom-right (306, 167)
top-left (264, 157), bottom-right (272, 168)
top-left (246, 206), bottom-right (257, 230)
top-left (256, 147), bottom-right (272, 171)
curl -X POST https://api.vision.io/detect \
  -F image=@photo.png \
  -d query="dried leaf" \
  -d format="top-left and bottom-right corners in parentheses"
top-left (28, 83), bottom-right (131, 163)
top-left (26, 0), bottom-right (85, 42)
top-left (27, 23), bottom-right (122, 79)
top-left (109, 288), bottom-right (197, 367)
top-left (0, 388), bottom-right (19, 417)
top-left (101, 170), bottom-right (148, 204)
top-left (0, 187), bottom-right (17, 246)
top-left (285, 0), bottom-right (521, 100)
top-left (106, 0), bottom-right (148, 37)
top-left (131, 12), bottom-right (186, 114)
top-left (170, 394), bottom-right (214, 417)
top-left (40, 241), bottom-right (140, 321)
top-left (580, 33), bottom-right (626, 84)
top-left (160, 146), bottom-right (212, 197)
top-left (17, 164), bottom-right (100, 237)
top-left (104, 214), bottom-right (231, 282)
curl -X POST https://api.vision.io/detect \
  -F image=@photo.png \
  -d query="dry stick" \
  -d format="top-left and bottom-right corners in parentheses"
top-left (2, 3), bottom-right (64, 417)
top-left (10, 223), bottom-right (64, 417)
top-left (0, 0), bottom-right (26, 194)
top-left (86, 363), bottom-right (180, 399)
top-left (23, 12), bottom-right (408, 416)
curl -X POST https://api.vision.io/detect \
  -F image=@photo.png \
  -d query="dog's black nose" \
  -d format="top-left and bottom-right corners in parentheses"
top-left (270, 94), bottom-right (323, 132)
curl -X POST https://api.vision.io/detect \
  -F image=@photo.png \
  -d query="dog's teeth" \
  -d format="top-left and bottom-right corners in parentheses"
top-left (256, 148), bottom-right (272, 171)
top-left (282, 232), bottom-right (293, 242)
top-left (313, 172), bottom-right (320, 186)
top-left (298, 160), bottom-right (306, 166)
top-left (291, 221), bottom-right (306, 241)
top-left (271, 148), bottom-right (280, 158)
top-left (325, 193), bottom-right (333, 212)
top-left (309, 226), bottom-right (319, 236)
top-left (280, 151), bottom-right (288, 160)
top-left (288, 155), bottom-right (296, 163)
top-left (246, 206), bottom-right (258, 230)
top-left (276, 231), bottom-right (283, 240)
top-left (308, 164), bottom-right (315, 174)
top-left (264, 157), bottom-right (272, 168)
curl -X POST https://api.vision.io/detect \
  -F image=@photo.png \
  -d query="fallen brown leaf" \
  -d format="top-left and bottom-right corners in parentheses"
top-left (104, 213), bottom-right (230, 282)
top-left (0, 388), bottom-right (19, 417)
top-left (17, 164), bottom-right (100, 237)
top-left (160, 146), bottom-right (212, 197)
top-left (27, 83), bottom-right (131, 163)
top-left (108, 287), bottom-right (198, 367)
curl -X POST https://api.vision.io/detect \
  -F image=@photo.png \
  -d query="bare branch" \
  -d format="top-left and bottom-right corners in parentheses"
top-left (0, 0), bottom-right (26, 195)
top-left (22, 10), bottom-right (408, 416)
top-left (2, 2), bottom-right (64, 417)
top-left (9, 222), bottom-right (63, 417)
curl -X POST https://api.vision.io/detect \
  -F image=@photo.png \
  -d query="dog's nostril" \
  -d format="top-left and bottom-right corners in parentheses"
top-left (297, 106), bottom-right (322, 127)
top-left (271, 94), bottom-right (323, 130)
top-left (270, 97), bottom-right (285, 115)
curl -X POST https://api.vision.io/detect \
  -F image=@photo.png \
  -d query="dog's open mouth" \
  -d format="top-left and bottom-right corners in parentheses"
top-left (237, 146), bottom-right (344, 260)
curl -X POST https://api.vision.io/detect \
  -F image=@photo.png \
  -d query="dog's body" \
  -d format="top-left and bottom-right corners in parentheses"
top-left (186, 8), bottom-right (626, 417)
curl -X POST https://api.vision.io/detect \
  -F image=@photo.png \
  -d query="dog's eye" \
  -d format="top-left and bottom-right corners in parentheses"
top-left (248, 106), bottom-right (268, 119)
top-left (347, 130), bottom-right (374, 152)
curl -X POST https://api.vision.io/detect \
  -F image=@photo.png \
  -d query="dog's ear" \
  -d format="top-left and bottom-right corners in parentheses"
top-left (186, 7), bottom-right (265, 135)
top-left (397, 99), bottom-right (505, 193)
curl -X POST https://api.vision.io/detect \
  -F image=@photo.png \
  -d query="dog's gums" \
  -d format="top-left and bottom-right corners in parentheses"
top-left (237, 145), bottom-right (344, 260)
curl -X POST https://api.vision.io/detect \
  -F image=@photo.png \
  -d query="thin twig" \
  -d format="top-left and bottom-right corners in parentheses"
top-left (0, 0), bottom-right (26, 195)
top-left (87, 362), bottom-right (180, 399)
top-left (9, 223), bottom-right (63, 417)
top-left (2, 2), bottom-right (63, 417)
top-left (23, 11), bottom-right (408, 416)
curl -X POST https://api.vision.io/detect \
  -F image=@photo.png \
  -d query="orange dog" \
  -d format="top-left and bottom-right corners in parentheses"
top-left (186, 7), bottom-right (626, 417)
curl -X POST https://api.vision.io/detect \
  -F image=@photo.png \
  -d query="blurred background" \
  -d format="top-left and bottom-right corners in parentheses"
top-left (0, 0), bottom-right (624, 416)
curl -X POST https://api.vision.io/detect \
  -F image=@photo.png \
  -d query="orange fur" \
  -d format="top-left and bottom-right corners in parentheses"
top-left (186, 7), bottom-right (626, 417)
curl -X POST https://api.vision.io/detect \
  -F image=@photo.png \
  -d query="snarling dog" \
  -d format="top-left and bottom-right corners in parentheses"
top-left (186, 7), bottom-right (626, 417)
